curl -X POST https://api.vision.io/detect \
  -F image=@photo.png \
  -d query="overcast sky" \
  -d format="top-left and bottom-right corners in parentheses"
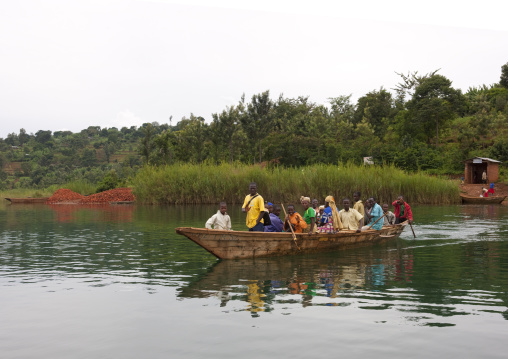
top-left (1, 0), bottom-right (507, 138)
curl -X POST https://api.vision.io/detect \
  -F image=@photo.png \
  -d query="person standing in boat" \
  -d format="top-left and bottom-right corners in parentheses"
top-left (338, 198), bottom-right (363, 233)
top-left (353, 191), bottom-right (364, 220)
top-left (264, 205), bottom-right (284, 232)
top-left (205, 202), bottom-right (232, 230)
top-left (242, 182), bottom-right (266, 232)
top-left (392, 195), bottom-right (413, 224)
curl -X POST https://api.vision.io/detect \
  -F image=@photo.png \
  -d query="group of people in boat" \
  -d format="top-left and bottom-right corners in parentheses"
top-left (205, 182), bottom-right (413, 233)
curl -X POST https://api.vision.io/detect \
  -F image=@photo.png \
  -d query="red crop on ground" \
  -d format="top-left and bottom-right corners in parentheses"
top-left (46, 189), bottom-right (85, 203)
top-left (46, 187), bottom-right (135, 204)
top-left (80, 188), bottom-right (135, 204)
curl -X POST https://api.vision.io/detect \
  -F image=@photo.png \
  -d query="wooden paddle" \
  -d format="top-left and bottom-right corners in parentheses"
top-left (282, 203), bottom-right (300, 251)
top-left (367, 212), bottom-right (388, 229)
top-left (408, 220), bottom-right (416, 239)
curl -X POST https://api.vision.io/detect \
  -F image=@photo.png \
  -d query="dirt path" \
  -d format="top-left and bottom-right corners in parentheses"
top-left (459, 183), bottom-right (508, 205)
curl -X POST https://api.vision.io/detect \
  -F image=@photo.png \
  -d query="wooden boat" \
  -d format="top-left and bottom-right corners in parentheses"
top-left (460, 194), bottom-right (506, 204)
top-left (5, 197), bottom-right (49, 204)
top-left (175, 222), bottom-right (407, 259)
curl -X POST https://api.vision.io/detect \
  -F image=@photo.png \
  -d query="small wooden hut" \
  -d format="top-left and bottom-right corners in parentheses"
top-left (464, 157), bottom-right (501, 184)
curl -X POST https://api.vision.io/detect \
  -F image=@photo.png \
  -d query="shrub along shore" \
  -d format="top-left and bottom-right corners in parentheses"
top-left (131, 163), bottom-right (460, 205)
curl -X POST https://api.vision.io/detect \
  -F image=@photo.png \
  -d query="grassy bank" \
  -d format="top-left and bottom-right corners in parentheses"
top-left (132, 163), bottom-right (460, 205)
top-left (0, 179), bottom-right (97, 200)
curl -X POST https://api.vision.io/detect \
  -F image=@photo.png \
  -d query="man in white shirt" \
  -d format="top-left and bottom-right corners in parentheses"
top-left (205, 202), bottom-right (232, 230)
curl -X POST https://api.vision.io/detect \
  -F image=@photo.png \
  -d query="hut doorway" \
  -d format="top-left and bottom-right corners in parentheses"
top-left (472, 163), bottom-right (488, 184)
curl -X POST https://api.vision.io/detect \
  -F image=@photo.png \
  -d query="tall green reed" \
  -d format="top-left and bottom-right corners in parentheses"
top-left (132, 162), bottom-right (460, 205)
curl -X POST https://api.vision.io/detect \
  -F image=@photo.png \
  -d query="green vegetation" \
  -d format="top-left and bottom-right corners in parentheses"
top-left (132, 162), bottom-right (459, 205)
top-left (1, 63), bottom-right (507, 199)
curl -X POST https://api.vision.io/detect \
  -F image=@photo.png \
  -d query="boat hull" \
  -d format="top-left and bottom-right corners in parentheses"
top-left (460, 194), bottom-right (506, 204)
top-left (5, 197), bottom-right (49, 204)
top-left (175, 223), bottom-right (407, 259)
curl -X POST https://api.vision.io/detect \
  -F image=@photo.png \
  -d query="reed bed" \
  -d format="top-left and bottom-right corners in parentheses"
top-left (132, 163), bottom-right (460, 205)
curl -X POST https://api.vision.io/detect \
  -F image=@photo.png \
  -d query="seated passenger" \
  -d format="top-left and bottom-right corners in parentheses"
top-left (283, 204), bottom-right (307, 233)
top-left (264, 205), bottom-right (284, 232)
top-left (382, 203), bottom-right (395, 226)
top-left (301, 196), bottom-right (316, 234)
top-left (205, 202), bottom-right (232, 230)
top-left (317, 196), bottom-right (343, 233)
top-left (338, 198), bottom-right (364, 233)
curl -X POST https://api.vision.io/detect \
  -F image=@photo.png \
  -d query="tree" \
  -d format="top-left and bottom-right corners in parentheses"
top-left (240, 91), bottom-right (274, 163)
top-left (140, 123), bottom-right (155, 164)
top-left (406, 74), bottom-right (465, 146)
top-left (500, 62), bottom-right (508, 89)
top-left (354, 88), bottom-right (395, 137)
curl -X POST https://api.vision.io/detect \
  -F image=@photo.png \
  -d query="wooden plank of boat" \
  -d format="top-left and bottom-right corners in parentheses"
top-left (5, 197), bottom-right (49, 204)
top-left (175, 222), bottom-right (407, 259)
top-left (460, 194), bottom-right (506, 204)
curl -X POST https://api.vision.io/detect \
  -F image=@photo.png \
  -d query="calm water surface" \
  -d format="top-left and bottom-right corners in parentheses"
top-left (1, 202), bottom-right (508, 358)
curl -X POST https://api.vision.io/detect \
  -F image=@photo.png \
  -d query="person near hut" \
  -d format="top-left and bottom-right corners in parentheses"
top-left (205, 202), bottom-right (232, 230)
top-left (338, 198), bottom-right (363, 233)
top-left (487, 183), bottom-right (495, 196)
top-left (482, 170), bottom-right (487, 184)
top-left (283, 204), bottom-right (307, 233)
top-left (392, 195), bottom-right (413, 224)
top-left (242, 182), bottom-right (266, 232)
top-left (382, 203), bottom-right (395, 226)
top-left (301, 196), bottom-right (317, 234)
top-left (264, 205), bottom-right (284, 232)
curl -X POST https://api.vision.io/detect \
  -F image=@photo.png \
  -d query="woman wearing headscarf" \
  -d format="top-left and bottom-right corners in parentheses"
top-left (317, 196), bottom-right (343, 233)
top-left (300, 196), bottom-right (316, 234)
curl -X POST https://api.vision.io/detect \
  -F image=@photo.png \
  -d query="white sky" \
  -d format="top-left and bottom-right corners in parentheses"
top-left (1, 0), bottom-right (507, 138)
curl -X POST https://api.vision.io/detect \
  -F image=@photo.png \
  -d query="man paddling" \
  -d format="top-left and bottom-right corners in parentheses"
top-left (242, 182), bottom-right (266, 231)
top-left (392, 195), bottom-right (413, 224)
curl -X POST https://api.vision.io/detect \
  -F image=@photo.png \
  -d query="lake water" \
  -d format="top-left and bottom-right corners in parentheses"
top-left (1, 202), bottom-right (508, 358)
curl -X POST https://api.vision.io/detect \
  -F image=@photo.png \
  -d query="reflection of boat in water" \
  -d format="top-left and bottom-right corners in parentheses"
top-left (460, 194), bottom-right (506, 204)
top-left (175, 222), bottom-right (407, 259)
top-left (5, 197), bottom-right (49, 204)
top-left (177, 247), bottom-right (413, 312)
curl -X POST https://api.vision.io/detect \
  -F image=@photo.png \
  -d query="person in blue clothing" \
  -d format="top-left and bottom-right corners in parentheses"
top-left (363, 197), bottom-right (384, 230)
top-left (264, 205), bottom-right (284, 232)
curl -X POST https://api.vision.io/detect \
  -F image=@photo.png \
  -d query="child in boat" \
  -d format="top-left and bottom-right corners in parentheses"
top-left (205, 202), bottom-right (232, 230)
top-left (283, 204), bottom-right (307, 233)
top-left (382, 203), bottom-right (395, 226)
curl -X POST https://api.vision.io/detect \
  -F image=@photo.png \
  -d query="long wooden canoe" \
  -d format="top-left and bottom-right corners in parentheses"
top-left (175, 222), bottom-right (407, 259)
top-left (5, 197), bottom-right (49, 204)
top-left (460, 194), bottom-right (506, 204)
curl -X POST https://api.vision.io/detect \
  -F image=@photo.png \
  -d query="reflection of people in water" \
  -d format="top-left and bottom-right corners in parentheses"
top-left (246, 281), bottom-right (265, 315)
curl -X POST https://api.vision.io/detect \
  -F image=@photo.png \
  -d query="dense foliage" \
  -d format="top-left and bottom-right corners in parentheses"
top-left (1, 64), bottom-right (507, 192)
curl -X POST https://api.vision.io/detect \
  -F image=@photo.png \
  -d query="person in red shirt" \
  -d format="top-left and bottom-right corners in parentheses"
top-left (487, 183), bottom-right (495, 197)
top-left (392, 195), bottom-right (413, 225)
